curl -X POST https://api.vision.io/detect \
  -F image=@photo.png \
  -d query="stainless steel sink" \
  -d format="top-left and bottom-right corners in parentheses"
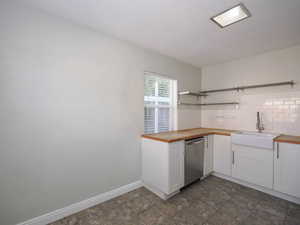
top-left (231, 131), bottom-right (279, 149)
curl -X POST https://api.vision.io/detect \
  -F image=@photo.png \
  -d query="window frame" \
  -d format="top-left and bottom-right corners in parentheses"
top-left (144, 72), bottom-right (178, 134)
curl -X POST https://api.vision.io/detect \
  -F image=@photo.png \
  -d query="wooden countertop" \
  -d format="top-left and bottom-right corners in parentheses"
top-left (141, 128), bottom-right (235, 143)
top-left (142, 127), bottom-right (300, 144)
top-left (274, 135), bottom-right (300, 145)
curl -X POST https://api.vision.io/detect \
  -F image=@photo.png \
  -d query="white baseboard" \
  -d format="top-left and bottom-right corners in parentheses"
top-left (142, 182), bottom-right (179, 200)
top-left (17, 181), bottom-right (142, 225)
top-left (213, 172), bottom-right (300, 205)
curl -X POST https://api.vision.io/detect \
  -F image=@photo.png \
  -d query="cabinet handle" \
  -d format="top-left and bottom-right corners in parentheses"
top-left (187, 140), bottom-right (204, 145)
top-left (232, 151), bottom-right (235, 165)
top-left (277, 142), bottom-right (279, 159)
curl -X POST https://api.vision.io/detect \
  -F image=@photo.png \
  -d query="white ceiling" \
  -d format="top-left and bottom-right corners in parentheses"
top-left (20, 0), bottom-right (300, 67)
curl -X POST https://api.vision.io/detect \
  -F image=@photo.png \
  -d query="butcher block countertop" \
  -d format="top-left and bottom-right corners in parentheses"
top-left (142, 128), bottom-right (300, 144)
top-left (274, 135), bottom-right (300, 145)
top-left (141, 128), bottom-right (235, 143)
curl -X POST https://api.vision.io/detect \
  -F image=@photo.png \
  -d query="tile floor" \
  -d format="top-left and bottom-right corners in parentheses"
top-left (50, 176), bottom-right (300, 225)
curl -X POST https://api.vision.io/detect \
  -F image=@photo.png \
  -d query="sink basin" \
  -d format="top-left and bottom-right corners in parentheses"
top-left (231, 131), bottom-right (279, 149)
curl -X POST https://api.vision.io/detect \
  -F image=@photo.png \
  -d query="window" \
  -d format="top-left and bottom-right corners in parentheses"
top-left (144, 72), bottom-right (177, 134)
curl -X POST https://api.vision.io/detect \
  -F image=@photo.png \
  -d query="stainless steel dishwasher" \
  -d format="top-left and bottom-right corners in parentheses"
top-left (184, 137), bottom-right (205, 186)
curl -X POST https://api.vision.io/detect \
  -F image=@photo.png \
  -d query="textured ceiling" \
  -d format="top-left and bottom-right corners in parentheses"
top-left (19, 0), bottom-right (300, 67)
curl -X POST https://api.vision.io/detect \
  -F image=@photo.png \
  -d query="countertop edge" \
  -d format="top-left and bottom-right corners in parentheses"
top-left (141, 131), bottom-right (231, 143)
top-left (142, 129), bottom-right (300, 145)
top-left (274, 138), bottom-right (300, 145)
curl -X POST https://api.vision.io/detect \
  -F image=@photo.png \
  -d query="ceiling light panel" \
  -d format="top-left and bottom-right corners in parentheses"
top-left (211, 4), bottom-right (251, 28)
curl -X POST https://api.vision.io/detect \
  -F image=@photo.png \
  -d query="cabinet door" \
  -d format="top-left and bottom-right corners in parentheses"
top-left (168, 141), bottom-right (185, 194)
top-left (213, 135), bottom-right (232, 176)
top-left (142, 138), bottom-right (169, 194)
top-left (204, 135), bottom-right (214, 176)
top-left (232, 144), bottom-right (273, 189)
top-left (274, 142), bottom-right (300, 198)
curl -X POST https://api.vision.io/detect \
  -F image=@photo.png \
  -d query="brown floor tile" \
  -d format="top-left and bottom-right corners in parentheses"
top-left (240, 212), bottom-right (285, 225)
top-left (287, 202), bottom-right (300, 221)
top-left (49, 176), bottom-right (298, 225)
top-left (136, 206), bottom-right (170, 225)
top-left (255, 198), bottom-right (288, 219)
top-left (205, 211), bottom-right (240, 225)
top-left (283, 216), bottom-right (300, 225)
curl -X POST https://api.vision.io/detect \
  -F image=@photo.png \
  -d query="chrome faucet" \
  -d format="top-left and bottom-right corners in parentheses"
top-left (256, 112), bottom-right (264, 133)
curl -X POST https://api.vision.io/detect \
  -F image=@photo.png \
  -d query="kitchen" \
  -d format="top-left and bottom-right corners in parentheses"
top-left (1, 1), bottom-right (300, 225)
top-left (141, 48), bottom-right (300, 223)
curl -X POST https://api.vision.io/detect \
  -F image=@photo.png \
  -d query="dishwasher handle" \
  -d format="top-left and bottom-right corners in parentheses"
top-left (186, 139), bottom-right (205, 145)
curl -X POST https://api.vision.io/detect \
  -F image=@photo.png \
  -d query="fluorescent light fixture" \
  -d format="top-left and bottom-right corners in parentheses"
top-left (211, 3), bottom-right (251, 28)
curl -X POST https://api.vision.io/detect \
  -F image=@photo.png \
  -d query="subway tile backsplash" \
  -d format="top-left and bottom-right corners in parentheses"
top-left (201, 91), bottom-right (300, 135)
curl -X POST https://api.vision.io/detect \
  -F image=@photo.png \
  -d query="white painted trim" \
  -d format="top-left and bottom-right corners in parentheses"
top-left (142, 182), bottom-right (179, 200)
top-left (213, 172), bottom-right (300, 204)
top-left (16, 181), bottom-right (142, 225)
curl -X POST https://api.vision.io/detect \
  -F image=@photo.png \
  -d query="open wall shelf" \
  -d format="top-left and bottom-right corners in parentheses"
top-left (178, 91), bottom-right (207, 97)
top-left (178, 102), bottom-right (239, 106)
top-left (199, 80), bottom-right (295, 94)
top-left (178, 80), bottom-right (295, 106)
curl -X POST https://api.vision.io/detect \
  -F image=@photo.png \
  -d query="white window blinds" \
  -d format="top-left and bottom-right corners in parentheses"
top-left (144, 72), bottom-right (177, 134)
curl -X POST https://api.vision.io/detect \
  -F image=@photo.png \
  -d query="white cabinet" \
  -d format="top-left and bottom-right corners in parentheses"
top-left (204, 135), bottom-right (213, 176)
top-left (213, 135), bottom-right (232, 176)
top-left (169, 141), bottom-right (185, 193)
top-left (274, 142), bottom-right (300, 198)
top-left (232, 144), bottom-right (273, 189)
top-left (141, 138), bottom-right (184, 199)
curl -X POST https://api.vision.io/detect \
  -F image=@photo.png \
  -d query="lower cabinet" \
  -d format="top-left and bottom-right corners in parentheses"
top-left (274, 142), bottom-right (300, 198)
top-left (142, 138), bottom-right (184, 198)
top-left (142, 135), bottom-right (300, 201)
top-left (213, 135), bottom-right (232, 176)
top-left (232, 144), bottom-right (273, 189)
top-left (169, 141), bottom-right (185, 193)
top-left (204, 135), bottom-right (214, 176)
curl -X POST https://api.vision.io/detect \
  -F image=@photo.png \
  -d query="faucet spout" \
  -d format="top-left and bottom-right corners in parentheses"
top-left (256, 112), bottom-right (264, 133)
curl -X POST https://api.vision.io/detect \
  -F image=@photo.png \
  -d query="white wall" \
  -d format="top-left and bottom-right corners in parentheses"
top-left (201, 45), bottom-right (300, 135)
top-left (0, 2), bottom-right (201, 225)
